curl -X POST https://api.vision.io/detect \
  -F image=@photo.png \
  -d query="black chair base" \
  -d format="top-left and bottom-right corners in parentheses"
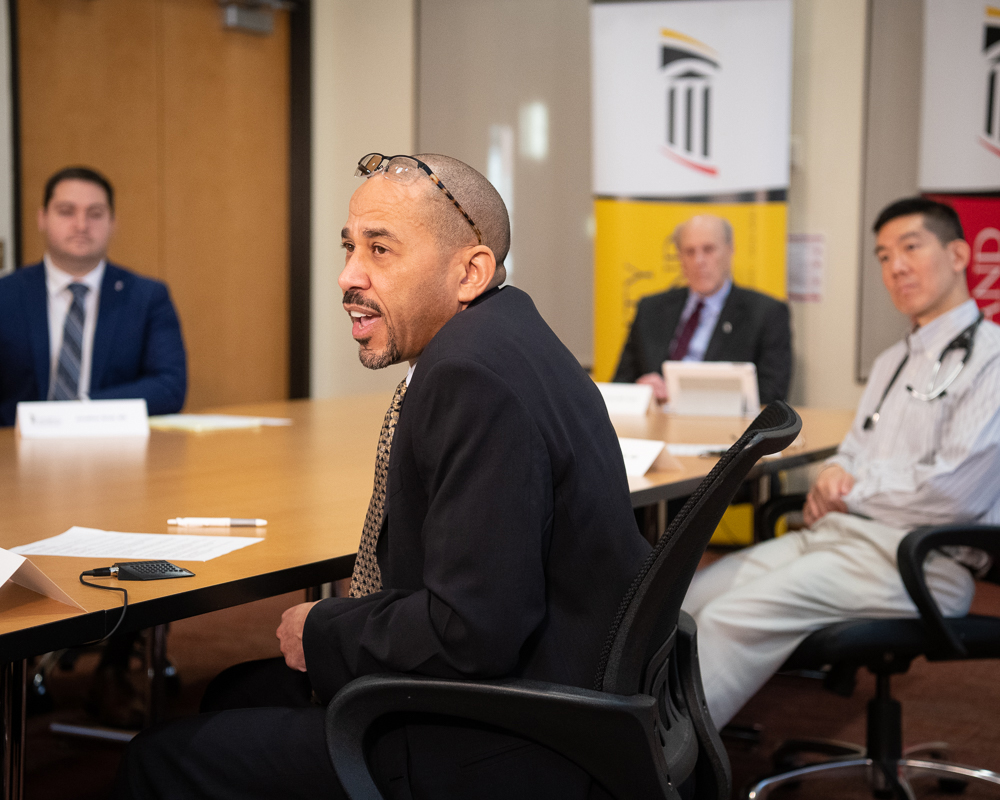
top-left (770, 737), bottom-right (966, 774)
top-left (747, 754), bottom-right (1000, 799)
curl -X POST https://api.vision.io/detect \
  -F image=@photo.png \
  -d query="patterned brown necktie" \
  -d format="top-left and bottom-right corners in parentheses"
top-left (350, 378), bottom-right (408, 597)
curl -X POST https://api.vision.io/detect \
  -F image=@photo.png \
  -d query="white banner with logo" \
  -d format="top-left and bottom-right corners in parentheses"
top-left (591, 0), bottom-right (792, 198)
top-left (920, 0), bottom-right (1000, 192)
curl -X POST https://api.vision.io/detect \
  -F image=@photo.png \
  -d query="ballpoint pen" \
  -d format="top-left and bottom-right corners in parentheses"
top-left (167, 517), bottom-right (268, 527)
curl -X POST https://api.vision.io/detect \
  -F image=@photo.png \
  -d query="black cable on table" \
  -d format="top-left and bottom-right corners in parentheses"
top-left (79, 569), bottom-right (129, 644)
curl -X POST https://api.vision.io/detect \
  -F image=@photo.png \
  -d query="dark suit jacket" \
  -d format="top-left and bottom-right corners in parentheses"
top-left (0, 261), bottom-right (187, 426)
top-left (613, 283), bottom-right (792, 404)
top-left (303, 286), bottom-right (650, 793)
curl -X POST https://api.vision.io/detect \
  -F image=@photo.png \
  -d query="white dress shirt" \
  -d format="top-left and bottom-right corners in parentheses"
top-left (45, 256), bottom-right (106, 400)
top-left (829, 299), bottom-right (1000, 532)
top-left (675, 279), bottom-right (732, 362)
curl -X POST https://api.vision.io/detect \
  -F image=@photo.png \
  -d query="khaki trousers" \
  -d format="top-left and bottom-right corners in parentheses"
top-left (681, 512), bottom-right (975, 728)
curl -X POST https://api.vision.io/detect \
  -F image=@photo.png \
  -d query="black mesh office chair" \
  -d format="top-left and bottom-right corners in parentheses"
top-left (747, 523), bottom-right (1000, 799)
top-left (324, 401), bottom-right (803, 800)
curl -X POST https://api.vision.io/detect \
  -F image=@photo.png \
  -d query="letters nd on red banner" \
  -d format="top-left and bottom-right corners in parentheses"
top-left (924, 194), bottom-right (1000, 323)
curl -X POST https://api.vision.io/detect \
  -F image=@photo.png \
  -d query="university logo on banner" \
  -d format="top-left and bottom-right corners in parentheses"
top-left (591, 0), bottom-right (791, 198)
top-left (920, 0), bottom-right (1000, 191)
top-left (660, 29), bottom-right (719, 176)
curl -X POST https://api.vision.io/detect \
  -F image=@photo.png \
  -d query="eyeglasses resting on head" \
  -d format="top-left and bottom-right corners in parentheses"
top-left (355, 153), bottom-right (483, 246)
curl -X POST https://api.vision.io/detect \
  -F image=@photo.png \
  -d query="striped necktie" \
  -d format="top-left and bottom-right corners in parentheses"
top-left (50, 283), bottom-right (90, 401)
top-left (350, 377), bottom-right (408, 597)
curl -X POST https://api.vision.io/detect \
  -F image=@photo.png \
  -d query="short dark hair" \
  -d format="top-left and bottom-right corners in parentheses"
top-left (873, 196), bottom-right (963, 246)
top-left (43, 166), bottom-right (115, 213)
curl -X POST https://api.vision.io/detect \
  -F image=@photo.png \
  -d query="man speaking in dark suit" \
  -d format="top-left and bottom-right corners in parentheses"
top-left (114, 154), bottom-right (648, 799)
top-left (0, 166), bottom-right (186, 427)
top-left (613, 214), bottom-right (792, 405)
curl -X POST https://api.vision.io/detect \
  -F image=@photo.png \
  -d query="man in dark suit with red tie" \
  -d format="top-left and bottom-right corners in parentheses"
top-left (613, 214), bottom-right (792, 405)
top-left (114, 154), bottom-right (648, 799)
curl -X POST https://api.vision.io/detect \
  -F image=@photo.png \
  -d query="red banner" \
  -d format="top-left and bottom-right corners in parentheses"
top-left (925, 194), bottom-right (1000, 323)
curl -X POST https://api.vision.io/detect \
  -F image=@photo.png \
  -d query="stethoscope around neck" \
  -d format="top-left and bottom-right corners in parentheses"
top-left (863, 313), bottom-right (984, 431)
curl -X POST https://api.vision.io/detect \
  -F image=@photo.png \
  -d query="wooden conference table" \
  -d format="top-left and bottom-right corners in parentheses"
top-left (0, 395), bottom-right (853, 799)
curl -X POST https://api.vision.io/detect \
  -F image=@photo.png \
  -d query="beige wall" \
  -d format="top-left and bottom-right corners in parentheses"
top-left (786, 0), bottom-right (868, 410)
top-left (310, 0), bottom-right (414, 398)
top-left (416, 0), bottom-right (594, 365)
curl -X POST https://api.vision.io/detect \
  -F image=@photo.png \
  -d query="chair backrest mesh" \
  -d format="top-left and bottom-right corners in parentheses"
top-left (595, 401), bottom-right (801, 694)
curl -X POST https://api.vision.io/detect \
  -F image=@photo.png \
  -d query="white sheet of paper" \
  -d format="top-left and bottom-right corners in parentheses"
top-left (148, 414), bottom-right (293, 432)
top-left (595, 383), bottom-right (653, 416)
top-left (665, 443), bottom-right (781, 459)
top-left (0, 547), bottom-right (85, 610)
top-left (666, 443), bottom-right (734, 457)
top-left (11, 527), bottom-right (263, 562)
top-left (16, 399), bottom-right (149, 439)
top-left (617, 437), bottom-right (666, 477)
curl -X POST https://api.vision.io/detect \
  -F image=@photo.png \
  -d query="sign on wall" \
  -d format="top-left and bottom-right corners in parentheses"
top-left (925, 194), bottom-right (1000, 323)
top-left (591, 0), bottom-right (792, 380)
top-left (920, 1), bottom-right (1000, 191)
top-left (592, 0), bottom-right (791, 198)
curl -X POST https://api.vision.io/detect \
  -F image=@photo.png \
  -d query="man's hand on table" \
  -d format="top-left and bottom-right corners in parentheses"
top-left (636, 372), bottom-right (669, 403)
top-left (803, 464), bottom-right (855, 527)
top-left (277, 600), bottom-right (319, 672)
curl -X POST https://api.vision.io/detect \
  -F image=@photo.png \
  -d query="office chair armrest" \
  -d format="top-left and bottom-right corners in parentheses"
top-left (326, 674), bottom-right (673, 800)
top-left (897, 525), bottom-right (1000, 658)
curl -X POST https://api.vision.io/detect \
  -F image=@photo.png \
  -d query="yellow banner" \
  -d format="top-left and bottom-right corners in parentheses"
top-left (593, 198), bottom-right (788, 381)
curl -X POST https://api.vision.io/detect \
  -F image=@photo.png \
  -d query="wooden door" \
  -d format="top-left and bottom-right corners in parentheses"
top-left (16, 0), bottom-right (289, 409)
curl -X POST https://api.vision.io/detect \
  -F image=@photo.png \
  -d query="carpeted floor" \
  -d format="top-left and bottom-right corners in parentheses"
top-left (22, 578), bottom-right (1000, 799)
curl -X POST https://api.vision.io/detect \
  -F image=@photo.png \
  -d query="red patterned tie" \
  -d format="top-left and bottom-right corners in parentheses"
top-left (669, 299), bottom-right (705, 361)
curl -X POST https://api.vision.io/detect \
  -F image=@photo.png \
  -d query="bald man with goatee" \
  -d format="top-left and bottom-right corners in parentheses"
top-left (114, 154), bottom-right (648, 799)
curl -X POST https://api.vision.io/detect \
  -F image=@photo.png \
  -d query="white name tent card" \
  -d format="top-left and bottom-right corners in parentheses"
top-left (0, 547), bottom-right (85, 610)
top-left (16, 399), bottom-right (150, 439)
top-left (596, 382), bottom-right (654, 416)
top-left (617, 437), bottom-right (666, 477)
top-left (11, 527), bottom-right (263, 562)
top-left (662, 361), bottom-right (761, 418)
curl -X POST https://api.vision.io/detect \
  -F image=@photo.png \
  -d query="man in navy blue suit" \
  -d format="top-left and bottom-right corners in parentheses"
top-left (0, 166), bottom-right (186, 427)
top-left (0, 166), bottom-right (188, 726)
